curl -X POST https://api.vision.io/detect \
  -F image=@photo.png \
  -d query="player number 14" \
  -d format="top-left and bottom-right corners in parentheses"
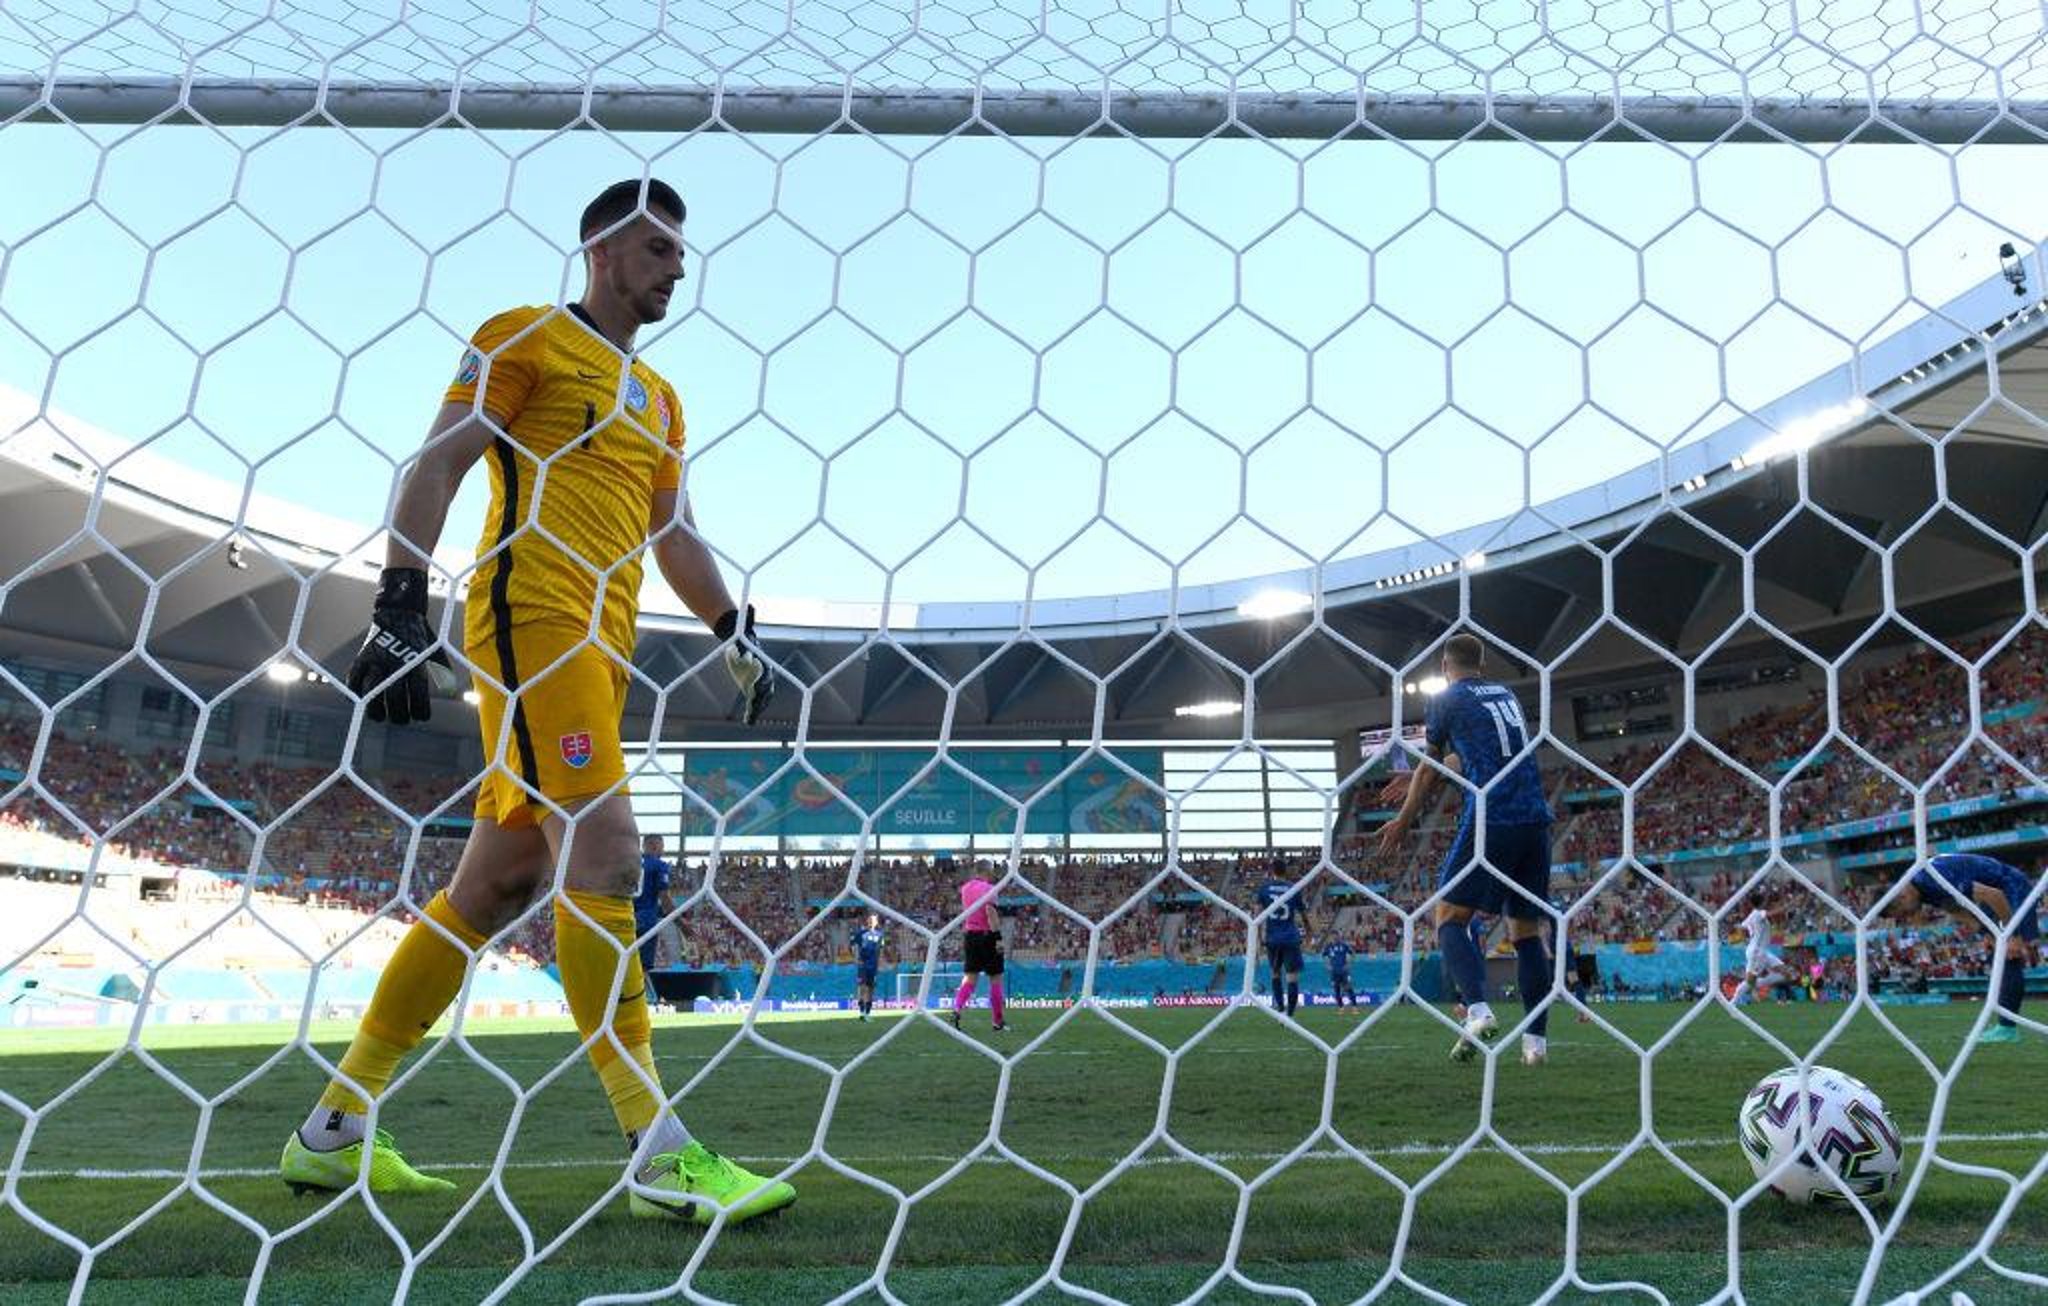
top-left (1483, 698), bottom-right (1528, 755)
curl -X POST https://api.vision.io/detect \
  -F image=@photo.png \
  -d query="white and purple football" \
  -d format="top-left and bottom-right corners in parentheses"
top-left (1738, 1065), bottom-right (1902, 1205)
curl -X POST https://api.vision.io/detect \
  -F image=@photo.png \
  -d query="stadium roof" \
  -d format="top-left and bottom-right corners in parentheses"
top-left (3, 269), bottom-right (2046, 743)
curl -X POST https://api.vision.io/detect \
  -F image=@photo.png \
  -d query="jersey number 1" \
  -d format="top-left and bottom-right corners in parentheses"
top-left (1483, 698), bottom-right (1528, 755)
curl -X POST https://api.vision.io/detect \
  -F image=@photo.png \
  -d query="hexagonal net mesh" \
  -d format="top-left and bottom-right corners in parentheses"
top-left (3, 1), bottom-right (2048, 1303)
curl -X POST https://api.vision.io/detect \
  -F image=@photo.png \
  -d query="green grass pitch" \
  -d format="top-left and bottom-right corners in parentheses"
top-left (1, 1000), bottom-right (2043, 1304)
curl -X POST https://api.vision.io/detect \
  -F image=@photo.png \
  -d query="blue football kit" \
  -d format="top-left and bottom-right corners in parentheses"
top-left (634, 853), bottom-right (673, 971)
top-left (1912, 854), bottom-right (2040, 941)
top-left (854, 927), bottom-right (886, 979)
top-left (1257, 878), bottom-right (1305, 973)
top-left (1426, 678), bottom-right (1552, 920)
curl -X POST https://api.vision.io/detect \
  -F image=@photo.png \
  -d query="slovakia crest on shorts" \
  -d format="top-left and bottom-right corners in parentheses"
top-left (560, 731), bottom-right (593, 768)
top-left (455, 350), bottom-right (481, 386)
top-left (625, 376), bottom-right (649, 412)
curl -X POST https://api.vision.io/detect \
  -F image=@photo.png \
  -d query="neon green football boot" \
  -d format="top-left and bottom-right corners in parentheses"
top-left (1978, 1023), bottom-right (2021, 1045)
top-left (629, 1141), bottom-right (796, 1225)
top-left (279, 1128), bottom-right (457, 1195)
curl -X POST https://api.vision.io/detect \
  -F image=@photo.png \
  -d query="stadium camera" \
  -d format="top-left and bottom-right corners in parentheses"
top-left (1999, 242), bottom-right (2026, 298)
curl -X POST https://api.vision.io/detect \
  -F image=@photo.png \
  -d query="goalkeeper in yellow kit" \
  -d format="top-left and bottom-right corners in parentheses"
top-left (279, 179), bottom-right (791, 1225)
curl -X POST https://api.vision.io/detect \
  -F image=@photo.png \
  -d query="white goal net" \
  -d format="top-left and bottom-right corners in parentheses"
top-left (3, 1), bottom-right (2048, 1304)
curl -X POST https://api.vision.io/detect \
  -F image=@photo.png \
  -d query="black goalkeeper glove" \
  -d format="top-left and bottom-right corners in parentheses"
top-left (715, 605), bottom-right (774, 726)
top-left (347, 567), bottom-right (458, 726)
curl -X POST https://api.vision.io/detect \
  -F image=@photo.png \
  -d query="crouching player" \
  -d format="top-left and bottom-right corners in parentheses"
top-left (1889, 852), bottom-right (2041, 1045)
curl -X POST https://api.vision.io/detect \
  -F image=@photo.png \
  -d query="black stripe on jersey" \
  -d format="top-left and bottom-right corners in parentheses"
top-left (488, 436), bottom-right (540, 795)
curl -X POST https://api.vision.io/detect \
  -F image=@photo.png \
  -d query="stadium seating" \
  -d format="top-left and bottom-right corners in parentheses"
top-left (5, 622), bottom-right (2045, 992)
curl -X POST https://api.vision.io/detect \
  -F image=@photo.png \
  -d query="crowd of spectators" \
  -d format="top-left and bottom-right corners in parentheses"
top-left (1867, 928), bottom-right (1998, 990)
top-left (1553, 625), bottom-right (2048, 868)
top-left (4, 623), bottom-right (2045, 975)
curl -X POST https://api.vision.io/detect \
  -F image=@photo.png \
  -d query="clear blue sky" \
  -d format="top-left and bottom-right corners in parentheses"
top-left (1, 114), bottom-right (2043, 607)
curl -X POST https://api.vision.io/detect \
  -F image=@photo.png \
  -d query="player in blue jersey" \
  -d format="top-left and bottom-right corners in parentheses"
top-left (1888, 852), bottom-right (2042, 1044)
top-left (1255, 873), bottom-right (1308, 1015)
top-left (1378, 634), bottom-right (1555, 1065)
top-left (634, 834), bottom-right (676, 977)
top-left (1321, 935), bottom-right (1356, 1007)
top-left (852, 913), bottom-right (886, 1021)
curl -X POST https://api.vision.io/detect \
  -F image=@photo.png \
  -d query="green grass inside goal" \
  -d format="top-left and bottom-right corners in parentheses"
top-left (2, 1003), bottom-right (2042, 1303)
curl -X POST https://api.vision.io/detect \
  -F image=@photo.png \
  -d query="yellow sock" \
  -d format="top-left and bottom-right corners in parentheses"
top-left (555, 890), bottom-right (661, 1136)
top-left (318, 891), bottom-right (484, 1114)
top-left (595, 1043), bottom-right (662, 1139)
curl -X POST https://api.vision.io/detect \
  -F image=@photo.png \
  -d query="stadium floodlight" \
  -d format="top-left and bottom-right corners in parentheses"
top-left (461, 690), bottom-right (481, 707)
top-left (1735, 398), bottom-right (1872, 468)
top-left (1417, 675), bottom-right (1451, 696)
top-left (1235, 588), bottom-right (1313, 620)
top-left (1462, 552), bottom-right (1488, 571)
top-left (1175, 700), bottom-right (1241, 718)
top-left (263, 662), bottom-right (300, 684)
top-left (2001, 242), bottom-right (2028, 297)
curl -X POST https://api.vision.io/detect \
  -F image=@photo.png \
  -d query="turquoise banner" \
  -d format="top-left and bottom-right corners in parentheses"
top-left (1838, 823), bottom-right (2048, 869)
top-left (1986, 701), bottom-right (2039, 726)
top-left (679, 747), bottom-right (1165, 837)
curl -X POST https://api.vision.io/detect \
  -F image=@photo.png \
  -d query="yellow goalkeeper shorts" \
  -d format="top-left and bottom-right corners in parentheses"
top-left (467, 620), bottom-right (630, 830)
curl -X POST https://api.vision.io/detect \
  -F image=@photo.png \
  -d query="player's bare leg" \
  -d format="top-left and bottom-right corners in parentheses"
top-left (1732, 967), bottom-right (1758, 1004)
top-left (1749, 967), bottom-right (1783, 1004)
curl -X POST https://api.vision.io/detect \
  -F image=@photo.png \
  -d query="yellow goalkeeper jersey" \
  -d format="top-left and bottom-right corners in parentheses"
top-left (443, 304), bottom-right (685, 658)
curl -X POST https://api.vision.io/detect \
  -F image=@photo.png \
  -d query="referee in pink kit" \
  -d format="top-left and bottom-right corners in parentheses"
top-left (951, 867), bottom-right (1007, 1032)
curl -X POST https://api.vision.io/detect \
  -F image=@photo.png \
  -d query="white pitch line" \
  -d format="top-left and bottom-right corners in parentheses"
top-left (16, 1131), bottom-right (2048, 1182)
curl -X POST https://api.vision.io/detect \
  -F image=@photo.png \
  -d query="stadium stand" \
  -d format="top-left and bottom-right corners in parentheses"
top-left (6, 621), bottom-right (2046, 1000)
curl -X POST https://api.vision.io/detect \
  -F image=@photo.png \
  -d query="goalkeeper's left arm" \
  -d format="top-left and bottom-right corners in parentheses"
top-left (649, 487), bottom-right (773, 725)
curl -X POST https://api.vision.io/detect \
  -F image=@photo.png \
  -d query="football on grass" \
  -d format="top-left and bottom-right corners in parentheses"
top-left (1739, 1065), bottom-right (1903, 1205)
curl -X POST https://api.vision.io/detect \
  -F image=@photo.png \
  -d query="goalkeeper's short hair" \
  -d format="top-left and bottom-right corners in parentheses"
top-left (581, 178), bottom-right (686, 241)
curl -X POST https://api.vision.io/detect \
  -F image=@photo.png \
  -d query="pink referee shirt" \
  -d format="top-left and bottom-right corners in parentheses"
top-left (960, 877), bottom-right (996, 931)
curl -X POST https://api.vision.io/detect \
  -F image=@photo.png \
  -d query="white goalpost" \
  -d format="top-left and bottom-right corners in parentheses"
top-left (4, 1), bottom-right (2048, 1303)
top-left (893, 964), bottom-right (965, 1007)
